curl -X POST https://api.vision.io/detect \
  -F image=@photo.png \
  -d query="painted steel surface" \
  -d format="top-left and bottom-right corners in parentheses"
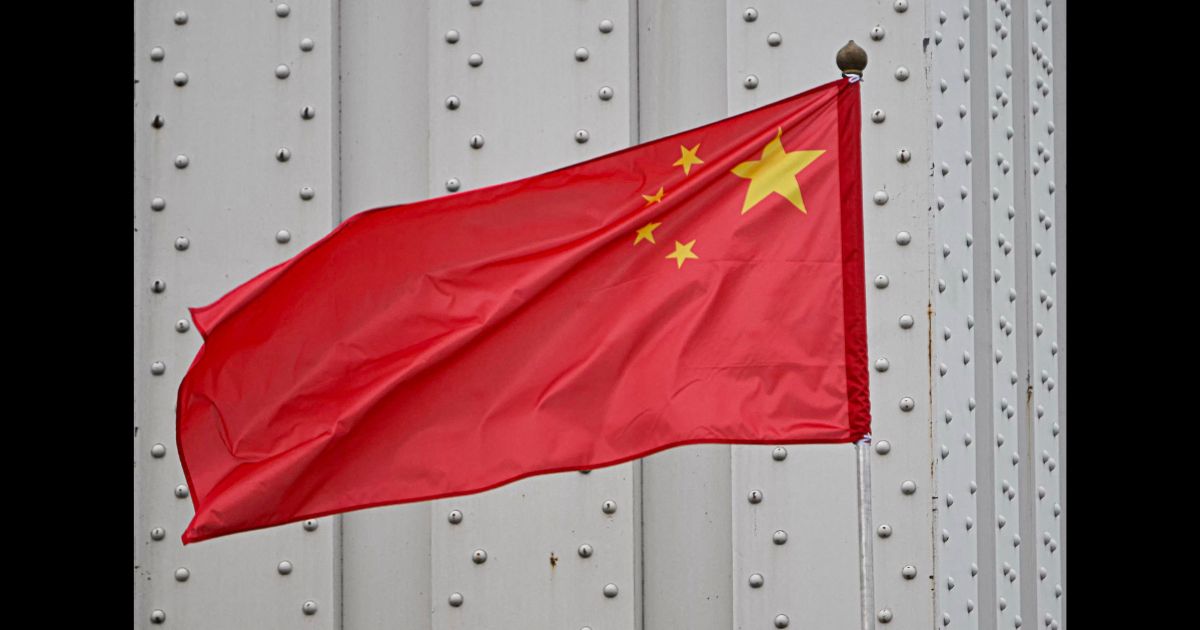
top-left (134, 1), bottom-right (1065, 628)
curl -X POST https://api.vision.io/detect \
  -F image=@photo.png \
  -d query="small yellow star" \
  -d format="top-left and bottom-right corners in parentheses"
top-left (642, 186), bottom-right (665, 206)
top-left (666, 240), bottom-right (699, 269)
top-left (672, 144), bottom-right (704, 176)
top-left (634, 221), bottom-right (662, 245)
top-left (731, 127), bottom-right (824, 215)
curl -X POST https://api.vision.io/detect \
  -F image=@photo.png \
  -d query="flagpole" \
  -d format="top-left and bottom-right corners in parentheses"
top-left (836, 40), bottom-right (874, 630)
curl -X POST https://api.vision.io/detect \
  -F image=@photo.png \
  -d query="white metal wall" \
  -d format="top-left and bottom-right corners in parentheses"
top-left (133, 1), bottom-right (1066, 628)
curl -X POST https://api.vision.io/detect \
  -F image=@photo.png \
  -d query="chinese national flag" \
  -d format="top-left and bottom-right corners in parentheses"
top-left (177, 77), bottom-right (869, 543)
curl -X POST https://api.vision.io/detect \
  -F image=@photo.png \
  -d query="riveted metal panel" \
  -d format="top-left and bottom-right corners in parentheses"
top-left (133, 1), bottom-right (340, 628)
top-left (930, 2), bottom-right (982, 629)
top-left (423, 3), bottom-right (640, 630)
top-left (972, 0), bottom-right (1024, 627)
top-left (337, 1), bottom-right (434, 627)
top-left (1017, 2), bottom-right (1063, 629)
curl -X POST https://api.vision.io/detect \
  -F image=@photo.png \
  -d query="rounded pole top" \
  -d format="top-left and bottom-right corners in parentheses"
top-left (836, 40), bottom-right (868, 77)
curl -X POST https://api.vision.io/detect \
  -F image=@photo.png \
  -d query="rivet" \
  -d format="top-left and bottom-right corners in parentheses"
top-left (578, 543), bottom-right (593, 558)
top-left (997, 433), bottom-right (1006, 447)
top-left (447, 509), bottom-right (463, 524)
top-left (961, 268), bottom-right (970, 282)
top-left (878, 608), bottom-right (894, 623)
top-left (1013, 534), bottom-right (1022, 547)
top-left (936, 197), bottom-right (945, 210)
top-left (445, 95), bottom-right (461, 110)
top-left (936, 115), bottom-right (944, 128)
top-left (944, 410), bottom-right (953, 423)
top-left (445, 30), bottom-right (460, 44)
top-left (943, 326), bottom-right (952, 340)
top-left (151, 114), bottom-right (165, 129)
top-left (772, 446), bottom-right (788, 461)
top-left (303, 519), bottom-right (319, 531)
top-left (875, 358), bottom-right (890, 372)
top-left (968, 397), bottom-right (976, 410)
top-left (448, 592), bottom-right (463, 607)
top-left (943, 613), bottom-right (952, 626)
top-left (900, 480), bottom-right (917, 495)
top-left (1036, 405), bottom-right (1044, 418)
top-left (870, 26), bottom-right (885, 41)
top-left (939, 79), bottom-right (947, 93)
top-left (995, 349), bottom-right (1003, 363)
top-left (446, 178), bottom-right (461, 192)
top-left (1047, 122), bottom-right (1056, 134)
top-left (966, 517), bottom-right (974, 530)
top-left (151, 443), bottom-right (167, 458)
top-left (938, 364), bottom-right (947, 377)
top-left (775, 614), bottom-right (790, 628)
top-left (276, 147), bottom-right (291, 162)
top-left (1055, 584), bottom-right (1063, 597)
top-left (151, 610), bottom-right (166, 624)
top-left (278, 560), bottom-right (293, 575)
top-left (1047, 459), bottom-right (1056, 471)
top-left (1037, 486), bottom-right (1046, 499)
top-left (152, 361), bottom-right (167, 376)
top-left (174, 154), bottom-right (189, 169)
top-left (967, 599), bottom-right (976, 612)
top-left (301, 105), bottom-right (316, 119)
top-left (773, 530), bottom-right (788, 545)
top-left (468, 53), bottom-right (483, 67)
top-left (603, 583), bottom-right (619, 598)
top-left (874, 274), bottom-right (889, 289)
top-left (275, 64), bottom-right (291, 79)
top-left (960, 104), bottom-right (968, 118)
top-left (998, 515), bottom-right (1007, 530)
top-left (748, 489), bottom-right (763, 504)
top-left (173, 71), bottom-right (188, 86)
top-left (894, 66), bottom-right (909, 81)
top-left (302, 601), bottom-right (318, 615)
top-left (897, 148), bottom-right (911, 163)
top-left (276, 230), bottom-right (292, 244)
top-left (151, 197), bottom-right (166, 212)
top-left (469, 0), bottom-right (483, 6)
top-left (873, 191), bottom-right (889, 205)
top-left (743, 8), bottom-right (758, 22)
top-left (152, 279), bottom-right (166, 294)
top-left (871, 109), bottom-right (886, 123)
top-left (744, 75), bottom-right (759, 89)
top-left (151, 527), bottom-right (166, 541)
top-left (1006, 126), bottom-right (1014, 139)
top-left (875, 440), bottom-right (891, 454)
top-left (174, 484), bottom-right (188, 498)
top-left (1004, 243), bottom-right (1012, 254)
top-left (599, 19), bottom-right (614, 34)
top-left (749, 573), bottom-right (765, 588)
top-left (940, 445), bottom-right (948, 459)
top-left (175, 236), bottom-right (190, 251)
top-left (603, 499), bottom-right (618, 514)
top-left (767, 32), bottom-right (782, 46)
top-left (598, 86), bottom-right (614, 100)
top-left (899, 314), bottom-right (914, 329)
top-left (877, 524), bottom-right (892, 538)
top-left (575, 129), bottom-right (590, 144)
top-left (472, 549), bottom-right (488, 564)
top-left (175, 567), bottom-right (190, 582)
top-left (275, 3), bottom-right (290, 18)
top-left (938, 279), bottom-right (946, 293)
top-left (150, 46), bottom-right (165, 62)
top-left (901, 565), bottom-right (917, 579)
top-left (934, 31), bottom-right (943, 45)
top-left (575, 47), bottom-right (590, 62)
top-left (300, 38), bottom-right (315, 52)
top-left (174, 11), bottom-right (188, 25)
top-left (300, 186), bottom-right (315, 200)
top-left (938, 10), bottom-right (948, 23)
top-left (1053, 503), bottom-right (1061, 517)
top-left (893, 0), bottom-right (909, 13)
top-left (1051, 422), bottom-right (1060, 437)
top-left (1000, 26), bottom-right (1008, 39)
top-left (895, 232), bottom-right (911, 247)
top-left (947, 576), bottom-right (956, 591)
top-left (469, 134), bottom-right (485, 149)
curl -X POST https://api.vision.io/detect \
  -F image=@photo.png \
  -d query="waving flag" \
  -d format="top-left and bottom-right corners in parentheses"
top-left (177, 77), bottom-right (869, 543)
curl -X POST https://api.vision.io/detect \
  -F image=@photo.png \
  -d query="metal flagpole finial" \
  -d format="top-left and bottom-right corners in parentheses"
top-left (836, 40), bottom-right (868, 78)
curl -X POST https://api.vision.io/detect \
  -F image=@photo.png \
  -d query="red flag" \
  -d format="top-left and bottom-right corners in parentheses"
top-left (177, 77), bottom-right (869, 543)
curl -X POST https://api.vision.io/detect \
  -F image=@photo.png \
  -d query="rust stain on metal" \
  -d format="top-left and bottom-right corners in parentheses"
top-left (549, 552), bottom-right (558, 568)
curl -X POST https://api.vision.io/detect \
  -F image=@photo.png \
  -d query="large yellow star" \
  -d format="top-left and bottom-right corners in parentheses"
top-left (642, 186), bottom-right (665, 206)
top-left (672, 144), bottom-right (704, 176)
top-left (666, 240), bottom-right (699, 269)
top-left (634, 221), bottom-right (662, 245)
top-left (730, 128), bottom-right (824, 214)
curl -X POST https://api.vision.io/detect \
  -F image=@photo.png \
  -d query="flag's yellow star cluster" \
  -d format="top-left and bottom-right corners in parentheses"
top-left (630, 132), bottom-right (822, 270)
